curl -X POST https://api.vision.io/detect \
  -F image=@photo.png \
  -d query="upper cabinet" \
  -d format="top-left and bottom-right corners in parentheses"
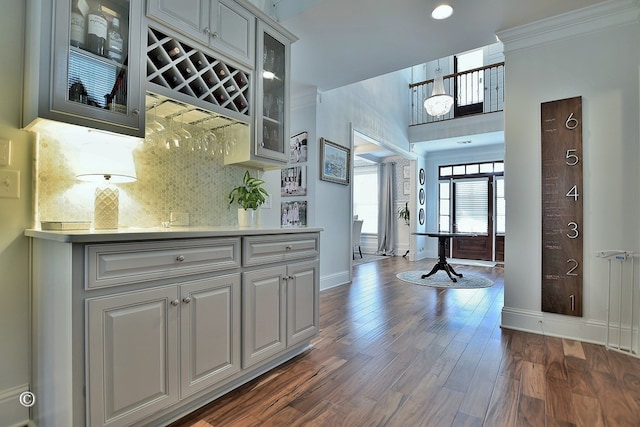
top-left (224, 20), bottom-right (293, 168)
top-left (147, 0), bottom-right (255, 69)
top-left (24, 0), bottom-right (146, 137)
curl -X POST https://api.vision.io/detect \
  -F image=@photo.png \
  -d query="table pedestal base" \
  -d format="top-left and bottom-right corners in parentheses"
top-left (421, 235), bottom-right (464, 282)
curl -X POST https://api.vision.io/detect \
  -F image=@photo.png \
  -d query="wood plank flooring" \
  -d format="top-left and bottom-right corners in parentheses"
top-left (170, 256), bottom-right (640, 427)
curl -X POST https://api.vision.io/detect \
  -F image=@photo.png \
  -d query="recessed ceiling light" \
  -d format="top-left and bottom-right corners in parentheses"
top-left (432, 4), bottom-right (453, 20)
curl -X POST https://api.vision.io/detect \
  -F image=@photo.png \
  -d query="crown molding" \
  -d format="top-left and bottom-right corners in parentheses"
top-left (497, 0), bottom-right (640, 53)
top-left (291, 85), bottom-right (319, 111)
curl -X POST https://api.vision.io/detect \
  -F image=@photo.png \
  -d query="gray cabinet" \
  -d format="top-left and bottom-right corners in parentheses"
top-left (147, 0), bottom-right (255, 68)
top-left (242, 235), bottom-right (320, 368)
top-left (28, 230), bottom-right (318, 427)
top-left (24, 0), bottom-right (146, 137)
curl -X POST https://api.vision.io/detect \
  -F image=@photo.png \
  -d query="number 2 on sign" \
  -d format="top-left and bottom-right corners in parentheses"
top-left (566, 185), bottom-right (579, 201)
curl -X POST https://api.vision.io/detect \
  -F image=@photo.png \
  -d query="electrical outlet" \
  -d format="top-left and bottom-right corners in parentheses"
top-left (0, 170), bottom-right (20, 198)
top-left (170, 212), bottom-right (190, 226)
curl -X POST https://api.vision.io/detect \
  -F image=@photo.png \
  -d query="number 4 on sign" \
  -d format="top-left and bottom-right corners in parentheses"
top-left (566, 185), bottom-right (579, 201)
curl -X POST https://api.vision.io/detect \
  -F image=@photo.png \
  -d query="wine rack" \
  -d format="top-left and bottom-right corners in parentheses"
top-left (146, 27), bottom-right (250, 117)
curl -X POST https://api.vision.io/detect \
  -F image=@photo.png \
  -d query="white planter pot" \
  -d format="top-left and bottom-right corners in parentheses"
top-left (238, 208), bottom-right (257, 228)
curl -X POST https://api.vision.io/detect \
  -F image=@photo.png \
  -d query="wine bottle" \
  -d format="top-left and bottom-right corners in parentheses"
top-left (107, 17), bottom-right (124, 62)
top-left (87, 2), bottom-right (108, 56)
top-left (70, 1), bottom-right (86, 48)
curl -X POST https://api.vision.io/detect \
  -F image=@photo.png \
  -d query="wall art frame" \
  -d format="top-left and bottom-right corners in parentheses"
top-left (319, 137), bottom-right (350, 185)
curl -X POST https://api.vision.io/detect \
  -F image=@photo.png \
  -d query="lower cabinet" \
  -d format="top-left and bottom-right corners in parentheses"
top-left (87, 274), bottom-right (241, 427)
top-left (243, 260), bottom-right (319, 368)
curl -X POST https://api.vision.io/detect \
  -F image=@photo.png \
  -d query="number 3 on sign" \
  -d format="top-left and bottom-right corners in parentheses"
top-left (566, 185), bottom-right (579, 201)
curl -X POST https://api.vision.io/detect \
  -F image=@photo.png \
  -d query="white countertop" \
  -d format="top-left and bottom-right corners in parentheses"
top-left (25, 226), bottom-right (323, 243)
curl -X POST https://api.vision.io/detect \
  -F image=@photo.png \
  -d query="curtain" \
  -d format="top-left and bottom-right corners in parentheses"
top-left (377, 162), bottom-right (395, 254)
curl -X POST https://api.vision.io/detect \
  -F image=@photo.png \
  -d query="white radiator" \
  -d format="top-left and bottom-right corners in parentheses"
top-left (596, 250), bottom-right (637, 357)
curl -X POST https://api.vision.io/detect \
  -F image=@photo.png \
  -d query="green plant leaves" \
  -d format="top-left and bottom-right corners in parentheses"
top-left (228, 170), bottom-right (270, 210)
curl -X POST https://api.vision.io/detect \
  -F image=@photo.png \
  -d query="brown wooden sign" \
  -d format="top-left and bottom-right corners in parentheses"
top-left (541, 96), bottom-right (583, 316)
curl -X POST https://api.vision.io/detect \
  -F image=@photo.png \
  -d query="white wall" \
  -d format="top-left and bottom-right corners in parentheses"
top-left (0, 1), bottom-right (32, 424)
top-left (500, 2), bottom-right (640, 344)
top-left (311, 69), bottom-right (412, 289)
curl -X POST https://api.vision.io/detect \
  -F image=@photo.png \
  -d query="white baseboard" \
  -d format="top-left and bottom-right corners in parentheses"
top-left (320, 270), bottom-right (350, 291)
top-left (0, 384), bottom-right (30, 427)
top-left (501, 306), bottom-right (608, 345)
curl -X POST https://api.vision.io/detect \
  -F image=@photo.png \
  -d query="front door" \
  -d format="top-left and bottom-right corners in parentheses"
top-left (451, 177), bottom-right (493, 261)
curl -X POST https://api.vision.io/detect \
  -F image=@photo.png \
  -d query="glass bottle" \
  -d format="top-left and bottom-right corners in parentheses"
top-left (87, 2), bottom-right (108, 56)
top-left (70, 1), bottom-right (86, 48)
top-left (107, 17), bottom-right (124, 62)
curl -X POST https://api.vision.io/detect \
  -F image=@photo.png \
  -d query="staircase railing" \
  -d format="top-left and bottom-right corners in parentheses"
top-left (410, 62), bottom-right (504, 126)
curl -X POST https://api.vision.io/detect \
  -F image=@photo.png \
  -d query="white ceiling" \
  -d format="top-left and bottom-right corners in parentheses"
top-left (275, 0), bottom-right (607, 91)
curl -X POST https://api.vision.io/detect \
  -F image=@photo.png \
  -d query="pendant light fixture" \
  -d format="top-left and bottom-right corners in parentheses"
top-left (423, 61), bottom-right (453, 116)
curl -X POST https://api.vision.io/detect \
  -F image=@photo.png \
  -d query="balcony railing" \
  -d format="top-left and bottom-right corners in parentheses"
top-left (409, 62), bottom-right (504, 126)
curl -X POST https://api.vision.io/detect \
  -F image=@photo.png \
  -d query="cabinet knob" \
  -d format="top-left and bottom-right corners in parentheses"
top-left (171, 299), bottom-right (180, 306)
top-left (212, 31), bottom-right (220, 39)
top-left (259, 141), bottom-right (265, 147)
top-left (176, 255), bottom-right (185, 262)
top-left (132, 108), bottom-right (140, 116)
top-left (285, 245), bottom-right (293, 250)
top-left (283, 276), bottom-right (288, 282)
top-left (289, 276), bottom-right (294, 281)
top-left (203, 27), bottom-right (210, 35)
top-left (183, 297), bottom-right (192, 304)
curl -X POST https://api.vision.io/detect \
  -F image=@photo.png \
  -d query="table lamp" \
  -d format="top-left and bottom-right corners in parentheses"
top-left (76, 143), bottom-right (137, 229)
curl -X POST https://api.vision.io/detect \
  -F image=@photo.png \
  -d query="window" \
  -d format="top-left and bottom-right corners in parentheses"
top-left (495, 176), bottom-right (505, 234)
top-left (456, 49), bottom-right (484, 107)
top-left (353, 165), bottom-right (378, 234)
top-left (454, 178), bottom-right (488, 233)
top-left (438, 181), bottom-right (451, 232)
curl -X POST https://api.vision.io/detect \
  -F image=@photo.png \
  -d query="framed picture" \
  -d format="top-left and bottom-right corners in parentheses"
top-left (281, 166), bottom-right (307, 197)
top-left (290, 131), bottom-right (308, 163)
top-left (403, 165), bottom-right (410, 179)
top-left (281, 200), bottom-right (307, 227)
top-left (319, 138), bottom-right (350, 185)
top-left (403, 181), bottom-right (410, 195)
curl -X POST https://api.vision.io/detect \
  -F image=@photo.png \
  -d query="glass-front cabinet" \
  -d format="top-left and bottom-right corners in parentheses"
top-left (24, 0), bottom-right (145, 137)
top-left (255, 20), bottom-right (290, 163)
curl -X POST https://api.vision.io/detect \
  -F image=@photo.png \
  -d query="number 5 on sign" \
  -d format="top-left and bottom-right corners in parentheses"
top-left (566, 185), bottom-right (579, 201)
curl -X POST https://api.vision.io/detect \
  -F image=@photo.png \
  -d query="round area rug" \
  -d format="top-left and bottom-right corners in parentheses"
top-left (396, 271), bottom-right (494, 289)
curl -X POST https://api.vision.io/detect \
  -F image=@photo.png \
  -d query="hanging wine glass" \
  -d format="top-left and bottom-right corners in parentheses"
top-left (175, 112), bottom-right (193, 150)
top-left (163, 117), bottom-right (180, 150)
top-left (145, 103), bottom-right (165, 145)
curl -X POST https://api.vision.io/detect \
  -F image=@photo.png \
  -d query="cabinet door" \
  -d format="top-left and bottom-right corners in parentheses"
top-left (47, 0), bottom-right (145, 136)
top-left (180, 274), bottom-right (241, 398)
top-left (146, 0), bottom-right (210, 45)
top-left (210, 0), bottom-right (255, 68)
top-left (255, 21), bottom-right (290, 163)
top-left (87, 287), bottom-right (179, 427)
top-left (243, 266), bottom-right (287, 368)
top-left (287, 260), bottom-right (320, 346)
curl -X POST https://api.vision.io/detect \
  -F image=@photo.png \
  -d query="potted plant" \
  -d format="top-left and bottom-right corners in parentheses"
top-left (228, 170), bottom-right (269, 227)
top-left (398, 202), bottom-right (410, 226)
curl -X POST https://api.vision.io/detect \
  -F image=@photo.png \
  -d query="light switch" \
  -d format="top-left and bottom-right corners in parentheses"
top-left (0, 139), bottom-right (11, 166)
top-left (0, 170), bottom-right (20, 198)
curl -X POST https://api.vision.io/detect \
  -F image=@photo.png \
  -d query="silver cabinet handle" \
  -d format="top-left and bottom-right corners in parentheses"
top-left (132, 108), bottom-right (140, 116)
top-left (285, 245), bottom-right (293, 250)
top-left (176, 255), bottom-right (185, 262)
top-left (171, 299), bottom-right (180, 306)
top-left (183, 297), bottom-right (191, 304)
top-left (203, 27), bottom-right (210, 35)
top-left (289, 276), bottom-right (294, 281)
top-left (283, 276), bottom-right (289, 282)
top-left (212, 31), bottom-right (219, 39)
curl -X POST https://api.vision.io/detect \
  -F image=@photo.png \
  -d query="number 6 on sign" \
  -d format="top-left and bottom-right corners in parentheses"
top-left (565, 112), bottom-right (579, 129)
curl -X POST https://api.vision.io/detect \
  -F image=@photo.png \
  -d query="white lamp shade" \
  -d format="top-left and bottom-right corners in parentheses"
top-left (424, 67), bottom-right (454, 116)
top-left (75, 142), bottom-right (137, 183)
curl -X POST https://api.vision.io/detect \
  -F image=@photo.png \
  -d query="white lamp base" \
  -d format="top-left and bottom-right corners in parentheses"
top-left (94, 184), bottom-right (119, 229)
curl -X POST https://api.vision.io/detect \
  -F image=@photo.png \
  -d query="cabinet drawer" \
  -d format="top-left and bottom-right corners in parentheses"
top-left (243, 234), bottom-right (319, 267)
top-left (86, 238), bottom-right (240, 289)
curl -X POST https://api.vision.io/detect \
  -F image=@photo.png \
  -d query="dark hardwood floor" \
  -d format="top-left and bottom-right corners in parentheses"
top-left (171, 256), bottom-right (640, 426)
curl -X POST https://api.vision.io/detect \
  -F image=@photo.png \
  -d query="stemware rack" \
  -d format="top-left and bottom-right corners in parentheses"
top-left (146, 27), bottom-right (250, 117)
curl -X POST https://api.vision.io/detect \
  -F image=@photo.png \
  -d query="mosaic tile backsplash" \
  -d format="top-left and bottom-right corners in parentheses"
top-left (35, 123), bottom-right (255, 228)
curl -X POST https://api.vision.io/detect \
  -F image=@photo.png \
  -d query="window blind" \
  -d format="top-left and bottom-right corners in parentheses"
top-left (454, 179), bottom-right (488, 233)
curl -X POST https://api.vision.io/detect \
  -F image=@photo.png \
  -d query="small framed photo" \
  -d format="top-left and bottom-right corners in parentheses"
top-left (403, 180), bottom-right (410, 195)
top-left (281, 200), bottom-right (307, 227)
top-left (403, 165), bottom-right (410, 179)
top-left (319, 138), bottom-right (350, 185)
top-left (281, 166), bottom-right (307, 197)
top-left (290, 131), bottom-right (308, 163)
